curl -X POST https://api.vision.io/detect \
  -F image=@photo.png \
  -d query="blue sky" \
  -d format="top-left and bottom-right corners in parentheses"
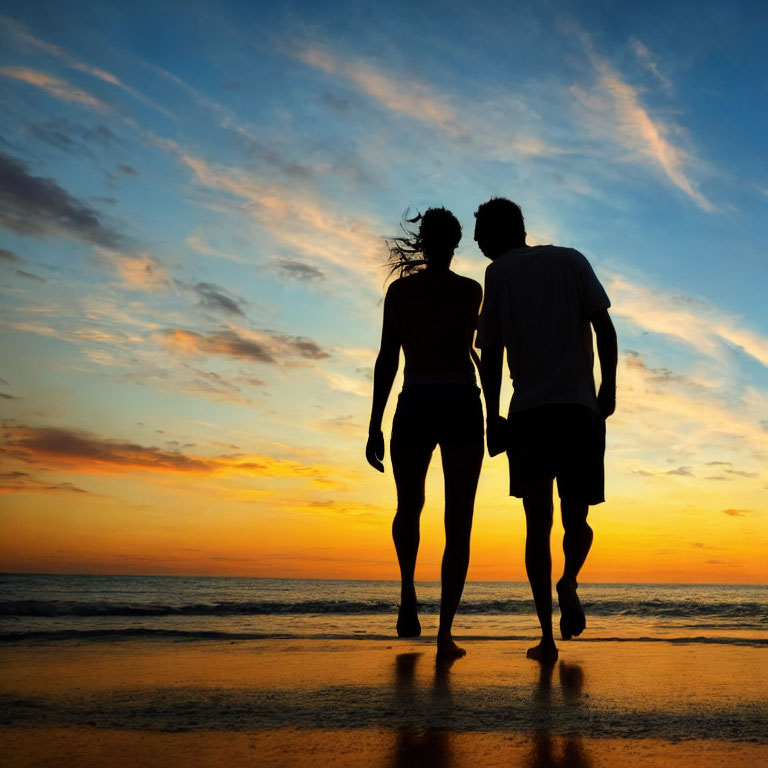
top-left (0, 0), bottom-right (766, 579)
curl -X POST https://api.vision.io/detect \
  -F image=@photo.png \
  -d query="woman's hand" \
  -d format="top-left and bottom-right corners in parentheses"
top-left (486, 415), bottom-right (507, 457)
top-left (366, 430), bottom-right (385, 472)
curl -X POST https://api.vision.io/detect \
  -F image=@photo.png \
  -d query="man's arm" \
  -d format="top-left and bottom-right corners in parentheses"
top-left (476, 264), bottom-right (507, 456)
top-left (366, 287), bottom-right (400, 472)
top-left (590, 308), bottom-right (617, 418)
top-left (479, 344), bottom-right (506, 456)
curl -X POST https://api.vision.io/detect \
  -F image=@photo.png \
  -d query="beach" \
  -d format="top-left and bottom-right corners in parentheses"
top-left (1, 637), bottom-right (767, 767)
top-left (1, 575), bottom-right (766, 766)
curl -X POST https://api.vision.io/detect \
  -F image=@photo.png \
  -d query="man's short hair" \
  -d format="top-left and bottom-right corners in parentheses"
top-left (474, 197), bottom-right (526, 241)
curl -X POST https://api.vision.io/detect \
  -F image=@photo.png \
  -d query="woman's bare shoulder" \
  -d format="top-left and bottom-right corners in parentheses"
top-left (451, 273), bottom-right (482, 295)
top-left (385, 275), bottom-right (408, 294)
top-left (387, 272), bottom-right (426, 295)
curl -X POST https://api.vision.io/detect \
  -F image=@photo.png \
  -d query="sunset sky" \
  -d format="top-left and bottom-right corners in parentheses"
top-left (1, 0), bottom-right (766, 583)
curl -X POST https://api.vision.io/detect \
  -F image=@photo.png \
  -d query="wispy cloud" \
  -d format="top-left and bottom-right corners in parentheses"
top-left (614, 349), bottom-right (768, 474)
top-left (15, 269), bottom-right (46, 283)
top-left (2, 424), bottom-right (351, 488)
top-left (185, 235), bottom-right (250, 265)
top-left (572, 34), bottom-right (712, 211)
top-left (193, 282), bottom-right (246, 316)
top-left (7, 319), bottom-right (134, 346)
top-left (0, 15), bottom-right (173, 116)
top-left (314, 367), bottom-right (370, 398)
top-left (722, 508), bottom-right (753, 518)
top-left (294, 44), bottom-right (457, 132)
top-left (181, 153), bottom-right (387, 285)
top-left (97, 249), bottom-right (173, 293)
top-left (26, 118), bottom-right (123, 163)
top-left (292, 42), bottom-right (565, 165)
top-left (0, 152), bottom-right (123, 247)
top-left (274, 258), bottom-right (325, 282)
top-left (146, 62), bottom-right (321, 181)
top-left (631, 39), bottom-right (672, 90)
top-left (0, 151), bottom-right (178, 292)
top-left (0, 248), bottom-right (20, 262)
top-left (632, 465), bottom-right (694, 478)
top-left (0, 470), bottom-right (90, 495)
top-left (179, 366), bottom-right (251, 406)
top-left (155, 326), bottom-right (329, 364)
top-left (609, 275), bottom-right (768, 367)
top-left (0, 66), bottom-right (109, 110)
top-left (308, 414), bottom-right (366, 437)
top-left (3, 425), bottom-right (208, 473)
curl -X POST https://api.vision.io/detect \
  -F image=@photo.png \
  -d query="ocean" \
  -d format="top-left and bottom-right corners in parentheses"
top-left (2, 574), bottom-right (766, 647)
top-left (2, 574), bottom-right (767, 749)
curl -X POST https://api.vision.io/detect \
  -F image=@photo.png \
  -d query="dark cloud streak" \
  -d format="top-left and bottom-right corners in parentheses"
top-left (2, 425), bottom-right (210, 472)
top-left (0, 248), bottom-right (20, 262)
top-left (194, 282), bottom-right (245, 316)
top-left (722, 508), bottom-right (752, 518)
top-left (27, 119), bottom-right (123, 158)
top-left (0, 152), bottom-right (123, 248)
top-left (0, 470), bottom-right (89, 495)
top-left (275, 258), bottom-right (324, 281)
top-left (157, 326), bottom-right (329, 363)
top-left (16, 269), bottom-right (47, 282)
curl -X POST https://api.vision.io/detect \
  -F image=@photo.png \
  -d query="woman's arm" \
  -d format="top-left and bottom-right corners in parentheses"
top-left (366, 285), bottom-right (401, 472)
top-left (473, 278), bottom-right (506, 456)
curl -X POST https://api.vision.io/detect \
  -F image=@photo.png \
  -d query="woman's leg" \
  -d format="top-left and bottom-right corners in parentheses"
top-left (436, 438), bottom-right (483, 656)
top-left (391, 440), bottom-right (434, 637)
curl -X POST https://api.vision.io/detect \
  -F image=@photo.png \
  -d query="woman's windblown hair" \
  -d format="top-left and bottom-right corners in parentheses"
top-left (386, 207), bottom-right (462, 279)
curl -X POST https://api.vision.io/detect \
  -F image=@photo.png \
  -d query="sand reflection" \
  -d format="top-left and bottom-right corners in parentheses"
top-left (527, 661), bottom-right (592, 768)
top-left (389, 652), bottom-right (592, 768)
top-left (391, 652), bottom-right (457, 768)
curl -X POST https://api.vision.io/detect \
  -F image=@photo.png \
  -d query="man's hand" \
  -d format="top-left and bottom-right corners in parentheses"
top-left (487, 415), bottom-right (507, 457)
top-left (365, 430), bottom-right (385, 472)
top-left (597, 382), bottom-right (616, 419)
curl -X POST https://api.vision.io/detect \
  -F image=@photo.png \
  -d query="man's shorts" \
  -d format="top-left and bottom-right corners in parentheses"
top-left (506, 403), bottom-right (605, 505)
top-left (391, 384), bottom-right (484, 452)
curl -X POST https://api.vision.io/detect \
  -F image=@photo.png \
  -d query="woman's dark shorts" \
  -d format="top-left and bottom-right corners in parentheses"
top-left (391, 384), bottom-right (484, 452)
top-left (507, 403), bottom-right (605, 505)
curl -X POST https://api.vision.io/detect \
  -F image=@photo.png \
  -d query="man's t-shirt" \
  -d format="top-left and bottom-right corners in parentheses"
top-left (475, 245), bottom-right (611, 415)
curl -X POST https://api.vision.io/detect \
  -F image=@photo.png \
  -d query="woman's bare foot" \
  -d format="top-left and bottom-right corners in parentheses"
top-left (526, 639), bottom-right (559, 663)
top-left (396, 603), bottom-right (421, 637)
top-left (436, 632), bottom-right (466, 658)
top-left (556, 578), bottom-right (586, 640)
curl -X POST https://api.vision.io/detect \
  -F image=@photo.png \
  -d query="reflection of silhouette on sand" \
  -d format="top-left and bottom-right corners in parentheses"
top-left (527, 661), bottom-right (593, 768)
top-left (389, 653), bottom-right (593, 768)
top-left (391, 652), bottom-right (456, 768)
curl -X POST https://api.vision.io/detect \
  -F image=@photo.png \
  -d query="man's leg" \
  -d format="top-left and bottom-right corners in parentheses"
top-left (391, 441), bottom-right (433, 637)
top-left (522, 477), bottom-right (558, 662)
top-left (436, 439), bottom-right (483, 657)
top-left (557, 500), bottom-right (592, 639)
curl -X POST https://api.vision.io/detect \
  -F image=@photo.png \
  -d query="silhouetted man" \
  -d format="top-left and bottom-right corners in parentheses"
top-left (474, 198), bottom-right (617, 663)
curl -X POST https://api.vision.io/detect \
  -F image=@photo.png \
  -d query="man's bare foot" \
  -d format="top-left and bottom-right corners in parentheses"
top-left (526, 639), bottom-right (559, 663)
top-left (436, 633), bottom-right (466, 658)
top-left (396, 603), bottom-right (421, 638)
top-left (556, 578), bottom-right (586, 640)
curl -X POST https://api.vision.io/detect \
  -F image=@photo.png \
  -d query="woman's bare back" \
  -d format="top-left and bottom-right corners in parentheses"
top-left (389, 270), bottom-right (482, 377)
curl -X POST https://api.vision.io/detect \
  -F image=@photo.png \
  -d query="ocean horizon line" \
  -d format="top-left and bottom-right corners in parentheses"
top-left (1, 572), bottom-right (766, 587)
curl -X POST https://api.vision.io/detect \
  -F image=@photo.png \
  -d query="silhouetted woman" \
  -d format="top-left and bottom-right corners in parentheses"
top-left (366, 208), bottom-right (484, 658)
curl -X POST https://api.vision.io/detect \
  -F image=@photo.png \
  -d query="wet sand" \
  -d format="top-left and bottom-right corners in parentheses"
top-left (1, 638), bottom-right (766, 767)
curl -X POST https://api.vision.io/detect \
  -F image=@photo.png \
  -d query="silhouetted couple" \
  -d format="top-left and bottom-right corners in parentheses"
top-left (366, 199), bottom-right (617, 663)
